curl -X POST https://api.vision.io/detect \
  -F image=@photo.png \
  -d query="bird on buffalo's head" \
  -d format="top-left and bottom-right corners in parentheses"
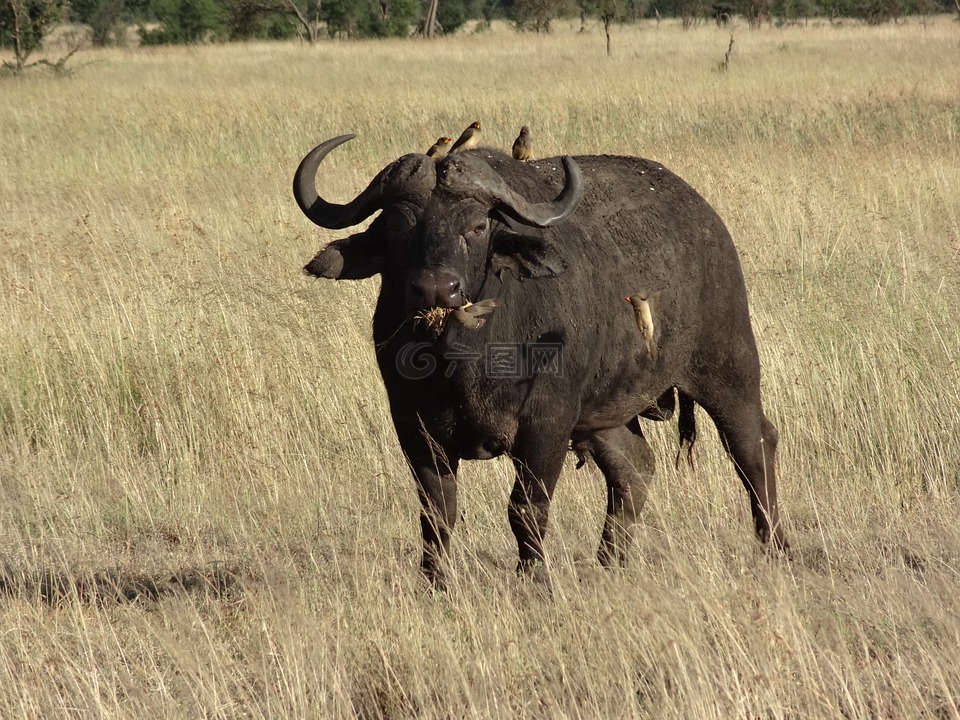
top-left (426, 136), bottom-right (452, 159)
top-left (512, 126), bottom-right (533, 161)
top-left (450, 121), bottom-right (482, 154)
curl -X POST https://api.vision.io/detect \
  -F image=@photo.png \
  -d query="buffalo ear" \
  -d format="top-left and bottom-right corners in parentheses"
top-left (304, 232), bottom-right (386, 280)
top-left (489, 229), bottom-right (567, 280)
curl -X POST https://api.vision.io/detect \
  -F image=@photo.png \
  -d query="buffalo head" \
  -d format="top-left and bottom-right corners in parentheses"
top-left (294, 135), bottom-right (584, 312)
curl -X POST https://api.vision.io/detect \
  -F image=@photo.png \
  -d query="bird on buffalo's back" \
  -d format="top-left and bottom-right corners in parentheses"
top-left (450, 121), bottom-right (482, 153)
top-left (512, 126), bottom-right (533, 161)
top-left (426, 136), bottom-right (452, 159)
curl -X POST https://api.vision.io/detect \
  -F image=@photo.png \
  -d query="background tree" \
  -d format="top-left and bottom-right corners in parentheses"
top-left (0, 0), bottom-right (72, 71)
top-left (770, 0), bottom-right (817, 24)
top-left (422, 0), bottom-right (437, 35)
top-left (505, 0), bottom-right (573, 31)
top-left (621, 0), bottom-right (647, 18)
top-left (432, 0), bottom-right (467, 33)
top-left (739, 0), bottom-right (770, 26)
top-left (474, 0), bottom-right (498, 28)
top-left (71, 0), bottom-right (128, 45)
top-left (275, 0), bottom-right (322, 41)
top-left (321, 0), bottom-right (418, 37)
top-left (222, 0), bottom-right (299, 39)
top-left (663, 0), bottom-right (710, 27)
top-left (597, 0), bottom-right (623, 55)
top-left (137, 0), bottom-right (226, 43)
top-left (848, 0), bottom-right (904, 23)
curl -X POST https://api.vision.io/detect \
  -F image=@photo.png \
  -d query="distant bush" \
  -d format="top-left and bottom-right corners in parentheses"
top-left (138, 0), bottom-right (225, 43)
top-left (224, 0), bottom-right (298, 41)
top-left (323, 0), bottom-right (420, 37)
top-left (71, 0), bottom-right (128, 45)
top-left (437, 0), bottom-right (467, 33)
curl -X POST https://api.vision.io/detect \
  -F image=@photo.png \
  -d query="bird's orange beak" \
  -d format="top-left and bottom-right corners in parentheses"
top-left (623, 296), bottom-right (631, 303)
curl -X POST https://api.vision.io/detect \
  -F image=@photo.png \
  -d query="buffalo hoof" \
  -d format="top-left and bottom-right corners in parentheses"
top-left (516, 558), bottom-right (553, 592)
top-left (756, 523), bottom-right (790, 555)
top-left (597, 544), bottom-right (628, 569)
top-left (420, 556), bottom-right (448, 592)
top-left (597, 520), bottom-right (633, 569)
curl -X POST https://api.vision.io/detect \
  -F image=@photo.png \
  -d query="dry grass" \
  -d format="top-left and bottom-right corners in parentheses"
top-left (2, 16), bottom-right (960, 718)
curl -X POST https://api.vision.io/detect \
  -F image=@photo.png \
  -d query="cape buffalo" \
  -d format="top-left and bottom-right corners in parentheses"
top-left (295, 134), bottom-right (787, 589)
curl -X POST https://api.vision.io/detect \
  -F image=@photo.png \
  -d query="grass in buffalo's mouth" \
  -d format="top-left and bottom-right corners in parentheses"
top-left (414, 306), bottom-right (453, 337)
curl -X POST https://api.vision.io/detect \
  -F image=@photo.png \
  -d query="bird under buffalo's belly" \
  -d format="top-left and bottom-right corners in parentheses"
top-left (294, 134), bottom-right (788, 590)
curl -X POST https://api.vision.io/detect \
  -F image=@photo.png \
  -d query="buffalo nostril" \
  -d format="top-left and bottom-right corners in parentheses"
top-left (435, 273), bottom-right (462, 303)
top-left (410, 270), bottom-right (464, 309)
top-left (411, 273), bottom-right (437, 305)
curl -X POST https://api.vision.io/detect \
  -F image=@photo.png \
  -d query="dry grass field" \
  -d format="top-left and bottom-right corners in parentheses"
top-left (2, 16), bottom-right (960, 718)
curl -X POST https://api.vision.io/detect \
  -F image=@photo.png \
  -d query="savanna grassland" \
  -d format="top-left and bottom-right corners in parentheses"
top-left (2, 16), bottom-right (960, 718)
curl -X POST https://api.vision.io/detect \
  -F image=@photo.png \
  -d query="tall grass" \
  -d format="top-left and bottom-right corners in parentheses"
top-left (2, 17), bottom-right (959, 718)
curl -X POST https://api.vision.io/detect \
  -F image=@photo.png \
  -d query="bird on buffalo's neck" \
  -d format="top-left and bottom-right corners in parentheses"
top-left (426, 136), bottom-right (452, 159)
top-left (512, 126), bottom-right (533, 161)
top-left (450, 121), bottom-right (482, 154)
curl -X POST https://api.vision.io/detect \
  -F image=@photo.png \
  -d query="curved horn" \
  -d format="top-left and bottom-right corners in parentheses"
top-left (496, 156), bottom-right (584, 229)
top-left (293, 135), bottom-right (437, 230)
top-left (294, 134), bottom-right (361, 229)
top-left (440, 155), bottom-right (584, 229)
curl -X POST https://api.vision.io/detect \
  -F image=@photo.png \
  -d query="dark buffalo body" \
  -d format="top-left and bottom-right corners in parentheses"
top-left (295, 136), bottom-right (786, 588)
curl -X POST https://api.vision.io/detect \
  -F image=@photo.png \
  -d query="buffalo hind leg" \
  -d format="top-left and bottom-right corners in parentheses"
top-left (693, 383), bottom-right (787, 551)
top-left (676, 390), bottom-right (697, 470)
top-left (722, 415), bottom-right (786, 550)
top-left (573, 418), bottom-right (656, 568)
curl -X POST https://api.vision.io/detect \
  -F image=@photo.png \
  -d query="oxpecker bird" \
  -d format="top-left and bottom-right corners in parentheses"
top-left (426, 136), bottom-right (452, 159)
top-left (450, 121), bottom-right (482, 154)
top-left (451, 299), bottom-right (499, 330)
top-left (512, 126), bottom-right (533, 161)
top-left (625, 294), bottom-right (658, 361)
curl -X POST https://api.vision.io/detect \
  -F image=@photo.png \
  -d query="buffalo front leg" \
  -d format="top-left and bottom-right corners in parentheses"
top-left (507, 424), bottom-right (571, 587)
top-left (394, 422), bottom-right (460, 590)
top-left (414, 456), bottom-right (459, 589)
top-left (574, 417), bottom-right (656, 568)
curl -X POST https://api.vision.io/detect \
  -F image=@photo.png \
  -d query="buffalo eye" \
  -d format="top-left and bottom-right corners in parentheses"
top-left (458, 216), bottom-right (489, 249)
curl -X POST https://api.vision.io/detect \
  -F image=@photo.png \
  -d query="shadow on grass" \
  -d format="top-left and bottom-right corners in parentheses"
top-left (0, 561), bottom-right (248, 606)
